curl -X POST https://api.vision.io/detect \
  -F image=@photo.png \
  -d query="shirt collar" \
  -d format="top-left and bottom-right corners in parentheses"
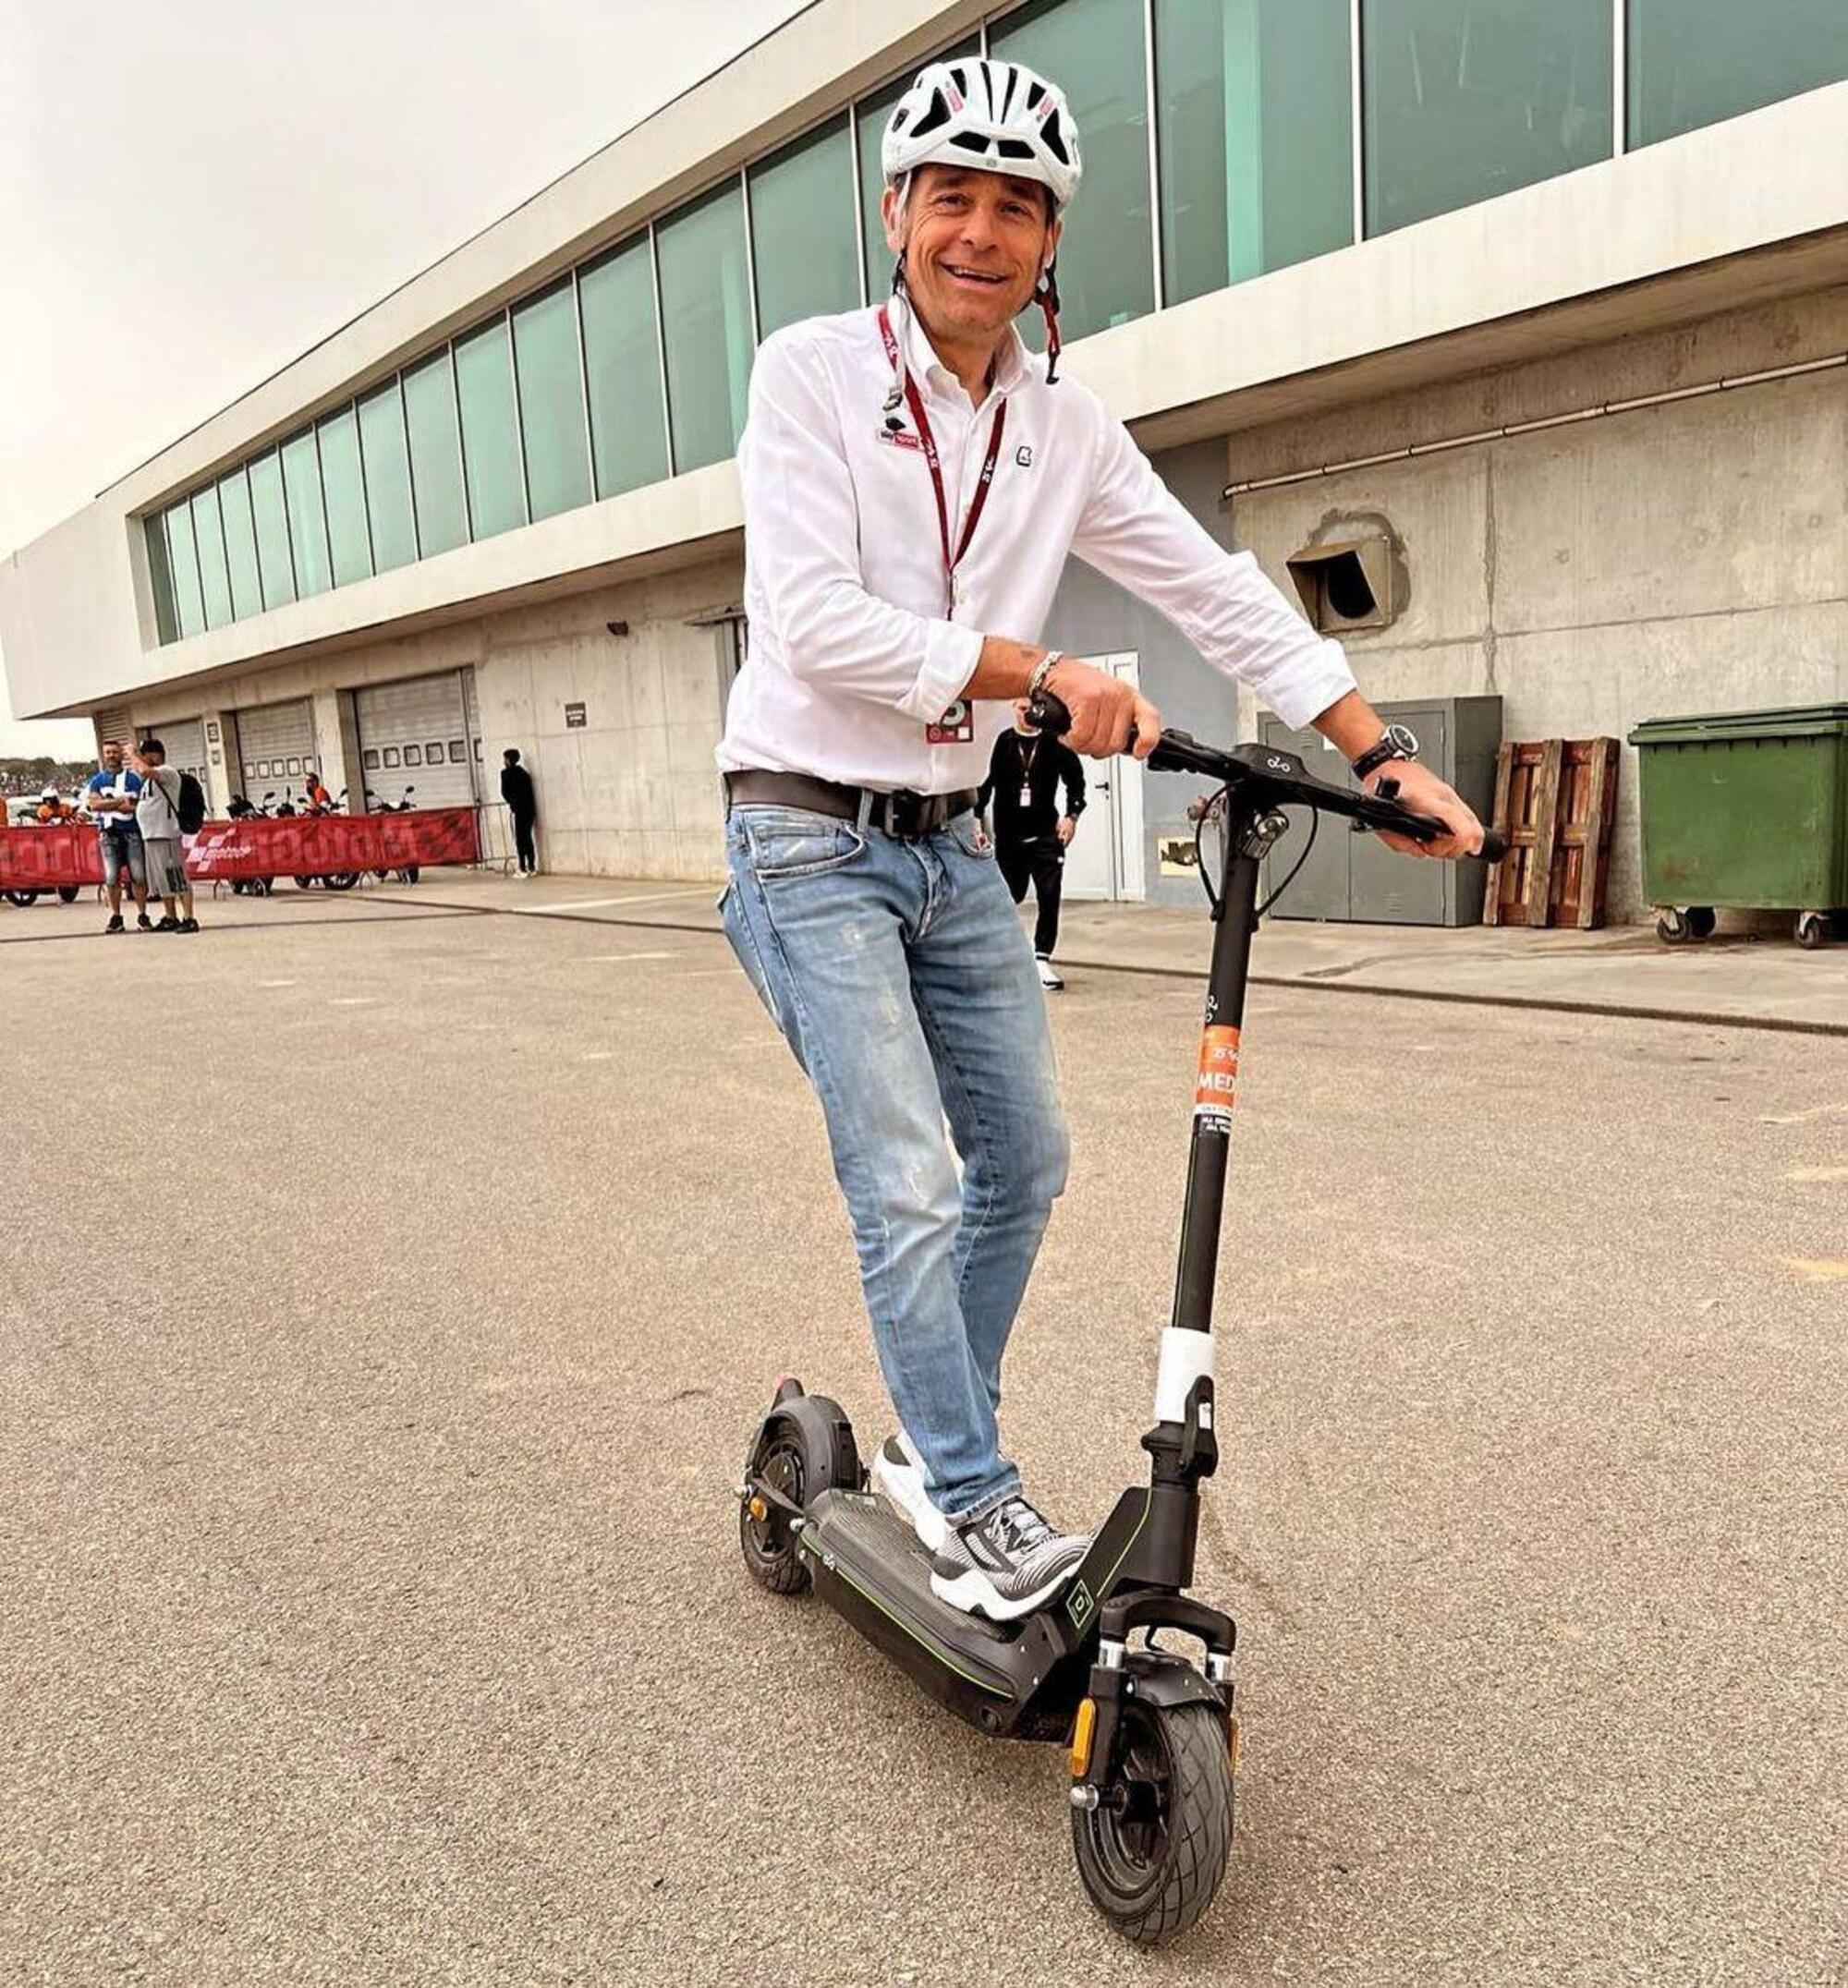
top-left (902, 305), bottom-right (1033, 402)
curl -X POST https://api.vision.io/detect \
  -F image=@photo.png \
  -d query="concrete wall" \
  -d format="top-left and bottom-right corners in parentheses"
top-left (129, 554), bottom-right (742, 880)
top-left (1224, 286), bottom-right (1848, 920)
top-left (1041, 441), bottom-right (1248, 910)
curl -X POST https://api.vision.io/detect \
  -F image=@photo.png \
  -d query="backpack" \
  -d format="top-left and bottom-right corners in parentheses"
top-left (173, 770), bottom-right (207, 835)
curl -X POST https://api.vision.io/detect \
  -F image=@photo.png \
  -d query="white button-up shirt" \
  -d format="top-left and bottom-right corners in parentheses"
top-left (719, 303), bottom-right (1356, 792)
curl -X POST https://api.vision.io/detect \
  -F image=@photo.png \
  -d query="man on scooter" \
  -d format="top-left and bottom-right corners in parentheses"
top-left (718, 56), bottom-right (1482, 1621)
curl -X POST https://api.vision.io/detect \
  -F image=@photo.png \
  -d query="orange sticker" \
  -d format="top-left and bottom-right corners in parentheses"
top-left (1193, 1024), bottom-right (1241, 1119)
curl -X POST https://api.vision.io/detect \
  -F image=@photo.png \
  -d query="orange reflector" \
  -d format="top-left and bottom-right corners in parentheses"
top-left (748, 1496), bottom-right (767, 1523)
top-left (1069, 1699), bottom-right (1097, 1779)
top-left (1227, 1715), bottom-right (1243, 1776)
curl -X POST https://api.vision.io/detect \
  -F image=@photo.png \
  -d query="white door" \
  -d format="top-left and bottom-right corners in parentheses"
top-left (235, 698), bottom-right (316, 808)
top-left (355, 671), bottom-right (476, 808)
top-left (1061, 652), bottom-right (1146, 903)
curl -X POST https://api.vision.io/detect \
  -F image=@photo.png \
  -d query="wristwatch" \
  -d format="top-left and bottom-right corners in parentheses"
top-left (1350, 722), bottom-right (1419, 782)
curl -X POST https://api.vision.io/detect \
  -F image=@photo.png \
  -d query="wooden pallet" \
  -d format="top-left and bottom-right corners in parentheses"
top-left (1483, 738), bottom-right (1620, 929)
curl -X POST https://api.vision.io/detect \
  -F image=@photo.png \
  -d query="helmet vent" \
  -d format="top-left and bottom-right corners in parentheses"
top-left (909, 90), bottom-right (953, 139)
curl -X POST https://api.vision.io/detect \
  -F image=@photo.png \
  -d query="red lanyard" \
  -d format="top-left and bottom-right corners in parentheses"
top-left (878, 306), bottom-right (1007, 614)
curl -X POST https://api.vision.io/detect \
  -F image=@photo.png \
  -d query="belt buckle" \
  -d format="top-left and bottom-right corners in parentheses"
top-left (886, 789), bottom-right (926, 838)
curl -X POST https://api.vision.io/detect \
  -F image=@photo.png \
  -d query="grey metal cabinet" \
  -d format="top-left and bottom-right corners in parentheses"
top-left (1258, 697), bottom-right (1502, 926)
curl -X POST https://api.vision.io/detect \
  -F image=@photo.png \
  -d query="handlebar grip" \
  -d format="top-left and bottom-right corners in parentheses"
top-left (1026, 689), bottom-right (1073, 735)
top-left (1476, 829), bottom-right (1508, 864)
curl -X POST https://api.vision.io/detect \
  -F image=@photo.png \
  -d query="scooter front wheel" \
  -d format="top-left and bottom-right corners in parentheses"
top-left (1072, 1698), bottom-right (1234, 1946)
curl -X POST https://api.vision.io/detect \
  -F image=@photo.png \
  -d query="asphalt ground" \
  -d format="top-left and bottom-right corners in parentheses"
top-left (3, 891), bottom-right (1843, 1985)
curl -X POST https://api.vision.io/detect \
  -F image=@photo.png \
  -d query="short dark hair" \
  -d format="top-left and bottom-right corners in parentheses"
top-left (137, 737), bottom-right (165, 761)
top-left (504, 748), bottom-right (520, 764)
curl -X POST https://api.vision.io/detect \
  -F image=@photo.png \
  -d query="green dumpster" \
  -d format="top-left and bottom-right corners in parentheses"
top-left (1627, 704), bottom-right (1848, 949)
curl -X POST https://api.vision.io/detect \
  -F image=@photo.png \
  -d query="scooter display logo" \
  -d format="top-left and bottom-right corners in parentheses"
top-left (1066, 1580), bottom-right (1095, 1630)
top-left (1193, 1024), bottom-right (1242, 1132)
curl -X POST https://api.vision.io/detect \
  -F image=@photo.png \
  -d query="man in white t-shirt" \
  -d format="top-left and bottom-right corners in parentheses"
top-left (131, 739), bottom-right (198, 934)
top-left (718, 56), bottom-right (1483, 1619)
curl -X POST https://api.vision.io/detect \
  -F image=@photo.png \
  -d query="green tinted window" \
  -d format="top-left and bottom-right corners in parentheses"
top-left (191, 488), bottom-right (233, 630)
top-left (656, 181), bottom-right (755, 474)
top-left (247, 451), bottom-right (296, 609)
top-left (145, 515), bottom-right (177, 644)
top-left (1157, 0), bottom-right (1353, 303)
top-left (280, 430), bottom-right (333, 598)
top-left (404, 352), bottom-right (469, 556)
top-left (1362, 0), bottom-right (1611, 236)
top-left (511, 281), bottom-right (592, 521)
top-left (357, 381), bottom-right (417, 574)
top-left (456, 317), bottom-right (527, 539)
top-left (750, 116), bottom-right (860, 338)
top-left (992, 0), bottom-right (1154, 343)
top-left (1628, 0), bottom-right (1846, 148)
top-left (855, 40), bottom-right (981, 303)
top-left (318, 405), bottom-right (372, 588)
top-left (164, 503), bottom-right (204, 638)
top-left (218, 468), bottom-right (262, 620)
top-left (579, 236), bottom-right (670, 498)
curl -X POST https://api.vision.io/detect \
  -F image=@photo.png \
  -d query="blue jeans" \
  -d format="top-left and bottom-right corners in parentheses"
top-left (721, 804), bottom-right (1070, 1520)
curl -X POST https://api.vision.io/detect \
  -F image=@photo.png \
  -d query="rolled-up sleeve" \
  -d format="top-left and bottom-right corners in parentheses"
top-left (740, 336), bottom-right (982, 721)
top-left (1070, 409), bottom-right (1356, 732)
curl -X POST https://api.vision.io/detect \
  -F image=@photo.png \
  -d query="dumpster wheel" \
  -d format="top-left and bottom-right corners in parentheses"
top-left (1795, 912), bottom-right (1832, 951)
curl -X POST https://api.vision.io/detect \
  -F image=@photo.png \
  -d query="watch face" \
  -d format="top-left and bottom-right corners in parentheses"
top-left (1385, 722), bottom-right (1419, 758)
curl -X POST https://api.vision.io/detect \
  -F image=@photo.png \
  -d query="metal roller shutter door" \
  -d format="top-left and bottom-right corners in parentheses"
top-left (235, 699), bottom-right (317, 807)
top-left (158, 719), bottom-right (208, 790)
top-left (355, 673), bottom-right (476, 808)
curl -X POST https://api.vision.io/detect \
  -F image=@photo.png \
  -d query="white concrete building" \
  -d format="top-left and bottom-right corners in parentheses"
top-left (3, 0), bottom-right (1843, 917)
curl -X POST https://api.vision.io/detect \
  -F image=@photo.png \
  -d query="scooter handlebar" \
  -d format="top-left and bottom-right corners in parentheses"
top-left (1026, 689), bottom-right (1506, 862)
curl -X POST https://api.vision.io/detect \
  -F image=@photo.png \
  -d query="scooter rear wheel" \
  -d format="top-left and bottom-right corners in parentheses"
top-left (1072, 1699), bottom-right (1234, 1946)
top-left (739, 1428), bottom-right (813, 1595)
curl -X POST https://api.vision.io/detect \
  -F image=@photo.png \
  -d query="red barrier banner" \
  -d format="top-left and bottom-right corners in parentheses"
top-left (0, 808), bottom-right (480, 889)
top-left (182, 807), bottom-right (480, 880)
top-left (0, 824), bottom-right (103, 890)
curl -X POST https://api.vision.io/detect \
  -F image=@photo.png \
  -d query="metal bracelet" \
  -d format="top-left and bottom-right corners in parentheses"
top-left (1027, 649), bottom-right (1065, 701)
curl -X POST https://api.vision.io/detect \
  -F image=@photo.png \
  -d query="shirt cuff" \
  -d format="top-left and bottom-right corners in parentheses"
top-left (897, 620), bottom-right (986, 724)
top-left (1262, 637), bottom-right (1358, 733)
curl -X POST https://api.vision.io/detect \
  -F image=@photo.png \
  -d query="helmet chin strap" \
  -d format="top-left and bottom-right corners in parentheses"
top-left (1037, 260), bottom-right (1064, 385)
top-left (884, 234), bottom-right (1065, 407)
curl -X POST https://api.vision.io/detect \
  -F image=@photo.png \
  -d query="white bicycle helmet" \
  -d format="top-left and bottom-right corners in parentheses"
top-left (881, 56), bottom-right (1083, 212)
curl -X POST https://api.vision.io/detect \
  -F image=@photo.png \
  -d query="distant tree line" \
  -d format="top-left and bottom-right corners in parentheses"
top-left (0, 756), bottom-right (94, 796)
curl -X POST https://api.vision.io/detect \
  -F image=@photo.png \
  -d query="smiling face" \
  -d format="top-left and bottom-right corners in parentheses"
top-left (882, 164), bottom-right (1060, 355)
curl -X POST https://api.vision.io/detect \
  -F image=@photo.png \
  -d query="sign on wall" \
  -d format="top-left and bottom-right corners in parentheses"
top-left (565, 702), bottom-right (587, 729)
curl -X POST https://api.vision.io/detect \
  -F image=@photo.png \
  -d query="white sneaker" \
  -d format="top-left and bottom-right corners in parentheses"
top-left (1036, 955), bottom-right (1064, 991)
top-left (869, 1430), bottom-right (948, 1552)
top-left (929, 1493), bottom-right (1090, 1621)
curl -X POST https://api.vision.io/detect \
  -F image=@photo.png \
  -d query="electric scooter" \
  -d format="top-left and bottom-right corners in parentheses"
top-left (736, 696), bottom-right (1505, 1946)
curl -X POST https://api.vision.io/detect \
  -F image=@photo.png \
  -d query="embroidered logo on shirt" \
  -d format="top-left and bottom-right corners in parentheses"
top-left (1015, 444), bottom-right (1034, 467)
top-left (876, 426), bottom-right (923, 452)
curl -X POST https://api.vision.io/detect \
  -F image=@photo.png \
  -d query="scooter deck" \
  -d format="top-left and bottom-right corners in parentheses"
top-left (800, 1488), bottom-right (1079, 1731)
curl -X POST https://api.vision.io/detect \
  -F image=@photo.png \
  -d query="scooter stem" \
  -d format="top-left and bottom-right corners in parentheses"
top-left (1170, 805), bottom-right (1278, 1333)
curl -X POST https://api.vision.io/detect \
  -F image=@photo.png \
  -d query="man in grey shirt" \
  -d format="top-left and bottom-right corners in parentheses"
top-left (132, 738), bottom-right (199, 933)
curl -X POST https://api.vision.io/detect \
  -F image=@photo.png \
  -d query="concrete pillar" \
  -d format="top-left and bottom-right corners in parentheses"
top-left (310, 688), bottom-right (358, 809)
top-left (199, 709), bottom-right (237, 815)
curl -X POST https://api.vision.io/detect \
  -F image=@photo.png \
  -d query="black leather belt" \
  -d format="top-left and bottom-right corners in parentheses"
top-left (724, 770), bottom-right (979, 841)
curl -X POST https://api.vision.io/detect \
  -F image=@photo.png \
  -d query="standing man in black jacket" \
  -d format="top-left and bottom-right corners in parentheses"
top-left (500, 748), bottom-right (539, 879)
top-left (979, 697), bottom-right (1086, 990)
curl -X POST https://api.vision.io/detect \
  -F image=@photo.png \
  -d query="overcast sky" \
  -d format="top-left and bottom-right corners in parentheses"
top-left (0, 0), bottom-right (808, 756)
